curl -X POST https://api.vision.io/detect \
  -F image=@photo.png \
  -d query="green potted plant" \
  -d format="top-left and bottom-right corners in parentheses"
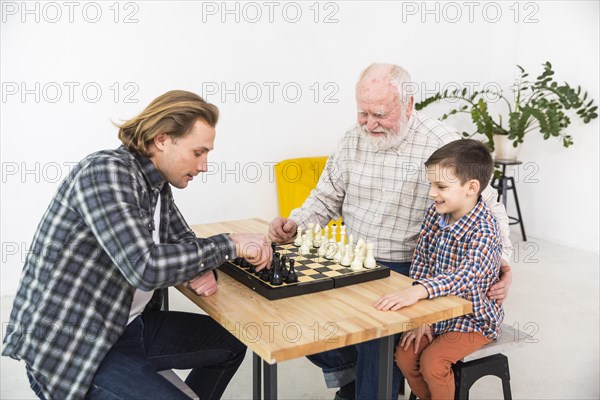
top-left (416, 62), bottom-right (598, 160)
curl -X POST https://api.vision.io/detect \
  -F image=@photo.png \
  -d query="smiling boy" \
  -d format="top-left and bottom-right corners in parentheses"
top-left (374, 139), bottom-right (504, 400)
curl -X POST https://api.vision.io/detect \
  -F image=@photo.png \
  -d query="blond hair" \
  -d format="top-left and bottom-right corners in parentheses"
top-left (116, 90), bottom-right (219, 156)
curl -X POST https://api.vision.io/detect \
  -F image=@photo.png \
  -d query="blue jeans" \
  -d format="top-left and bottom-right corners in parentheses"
top-left (29, 311), bottom-right (246, 400)
top-left (307, 261), bottom-right (411, 400)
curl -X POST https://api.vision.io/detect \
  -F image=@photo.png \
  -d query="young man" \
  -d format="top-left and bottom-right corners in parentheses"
top-left (269, 63), bottom-right (512, 399)
top-left (375, 139), bottom-right (504, 400)
top-left (3, 90), bottom-right (272, 399)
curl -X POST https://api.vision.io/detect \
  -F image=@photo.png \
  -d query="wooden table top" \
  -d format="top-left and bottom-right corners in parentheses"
top-left (177, 218), bottom-right (472, 364)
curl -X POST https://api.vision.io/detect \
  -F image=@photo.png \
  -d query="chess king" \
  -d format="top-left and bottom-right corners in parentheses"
top-left (268, 63), bottom-right (515, 400)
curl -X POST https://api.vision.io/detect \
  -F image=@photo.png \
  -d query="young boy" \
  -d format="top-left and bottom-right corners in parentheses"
top-left (374, 139), bottom-right (504, 400)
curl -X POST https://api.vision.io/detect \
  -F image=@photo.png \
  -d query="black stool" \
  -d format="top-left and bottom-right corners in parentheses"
top-left (491, 159), bottom-right (527, 241)
top-left (453, 353), bottom-right (512, 400)
top-left (407, 354), bottom-right (512, 400)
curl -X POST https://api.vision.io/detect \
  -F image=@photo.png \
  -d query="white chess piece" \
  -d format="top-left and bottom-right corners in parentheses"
top-left (324, 239), bottom-right (336, 260)
top-left (331, 224), bottom-right (337, 243)
top-left (318, 240), bottom-right (327, 257)
top-left (294, 227), bottom-right (303, 247)
top-left (350, 248), bottom-right (363, 271)
top-left (363, 243), bottom-right (376, 269)
top-left (340, 244), bottom-right (352, 266)
top-left (348, 234), bottom-right (354, 251)
top-left (300, 234), bottom-right (311, 255)
top-left (306, 223), bottom-right (315, 243)
top-left (313, 225), bottom-right (322, 248)
top-left (324, 226), bottom-right (329, 242)
top-left (333, 243), bottom-right (343, 263)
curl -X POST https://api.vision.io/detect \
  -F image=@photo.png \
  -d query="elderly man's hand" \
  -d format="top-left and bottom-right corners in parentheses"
top-left (487, 261), bottom-right (512, 304)
top-left (268, 217), bottom-right (298, 243)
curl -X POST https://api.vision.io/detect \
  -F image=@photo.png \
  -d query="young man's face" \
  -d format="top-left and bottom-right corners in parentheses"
top-left (150, 119), bottom-right (215, 189)
top-left (427, 164), bottom-right (477, 221)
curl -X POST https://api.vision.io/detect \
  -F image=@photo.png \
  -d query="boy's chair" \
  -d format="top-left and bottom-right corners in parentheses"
top-left (408, 323), bottom-right (531, 400)
top-left (274, 156), bottom-right (342, 229)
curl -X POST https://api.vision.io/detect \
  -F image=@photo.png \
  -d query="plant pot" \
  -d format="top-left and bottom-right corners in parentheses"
top-left (493, 135), bottom-right (521, 161)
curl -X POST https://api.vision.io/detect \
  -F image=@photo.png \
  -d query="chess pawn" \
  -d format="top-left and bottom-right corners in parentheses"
top-left (350, 248), bottom-right (363, 271)
top-left (318, 240), bottom-right (327, 257)
top-left (331, 224), bottom-right (337, 243)
top-left (294, 227), bottom-right (303, 247)
top-left (300, 234), bottom-right (311, 255)
top-left (313, 226), bottom-right (322, 248)
top-left (285, 259), bottom-right (298, 283)
top-left (363, 243), bottom-right (376, 269)
top-left (306, 223), bottom-right (315, 243)
top-left (324, 239), bottom-right (336, 260)
top-left (340, 244), bottom-right (352, 267)
top-left (270, 257), bottom-right (283, 285)
top-left (280, 256), bottom-right (289, 279)
top-left (356, 238), bottom-right (367, 261)
top-left (333, 243), bottom-right (343, 263)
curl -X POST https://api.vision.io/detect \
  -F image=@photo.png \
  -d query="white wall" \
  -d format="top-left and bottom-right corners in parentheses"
top-left (1, 1), bottom-right (598, 295)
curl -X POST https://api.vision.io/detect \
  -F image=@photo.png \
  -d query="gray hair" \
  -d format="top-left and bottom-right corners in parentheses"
top-left (357, 63), bottom-right (414, 106)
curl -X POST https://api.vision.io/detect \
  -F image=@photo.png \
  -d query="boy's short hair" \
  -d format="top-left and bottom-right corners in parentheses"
top-left (116, 90), bottom-right (219, 157)
top-left (425, 139), bottom-right (493, 195)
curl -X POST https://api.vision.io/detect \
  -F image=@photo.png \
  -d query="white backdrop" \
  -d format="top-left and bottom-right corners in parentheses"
top-left (1, 1), bottom-right (599, 295)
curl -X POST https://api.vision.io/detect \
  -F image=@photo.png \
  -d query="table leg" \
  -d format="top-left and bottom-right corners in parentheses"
top-left (263, 360), bottom-right (277, 400)
top-left (378, 335), bottom-right (394, 400)
top-left (253, 353), bottom-right (261, 400)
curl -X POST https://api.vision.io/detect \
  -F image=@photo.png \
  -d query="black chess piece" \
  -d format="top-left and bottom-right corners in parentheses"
top-left (285, 258), bottom-right (298, 283)
top-left (280, 256), bottom-right (289, 279)
top-left (271, 242), bottom-right (277, 254)
top-left (259, 267), bottom-right (270, 282)
top-left (270, 256), bottom-right (283, 286)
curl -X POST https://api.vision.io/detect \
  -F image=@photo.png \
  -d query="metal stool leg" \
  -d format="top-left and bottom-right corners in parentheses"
top-left (508, 177), bottom-right (527, 241)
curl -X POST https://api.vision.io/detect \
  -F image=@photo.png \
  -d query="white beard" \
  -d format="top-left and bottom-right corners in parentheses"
top-left (360, 117), bottom-right (409, 151)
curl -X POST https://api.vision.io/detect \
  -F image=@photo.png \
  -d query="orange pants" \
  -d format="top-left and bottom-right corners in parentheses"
top-left (395, 331), bottom-right (491, 400)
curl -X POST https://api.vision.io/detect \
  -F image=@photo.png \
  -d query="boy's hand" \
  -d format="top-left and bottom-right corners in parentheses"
top-left (399, 325), bottom-right (433, 353)
top-left (373, 285), bottom-right (428, 311)
top-left (487, 261), bottom-right (512, 304)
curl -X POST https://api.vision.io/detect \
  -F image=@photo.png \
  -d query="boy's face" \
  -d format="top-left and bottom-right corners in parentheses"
top-left (427, 164), bottom-right (479, 221)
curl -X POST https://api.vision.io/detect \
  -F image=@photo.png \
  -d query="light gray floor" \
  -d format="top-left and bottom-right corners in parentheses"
top-left (2, 233), bottom-right (599, 399)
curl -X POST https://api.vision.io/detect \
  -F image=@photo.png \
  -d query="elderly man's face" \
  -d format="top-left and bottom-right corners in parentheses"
top-left (356, 85), bottom-right (402, 134)
top-left (356, 79), bottom-right (412, 150)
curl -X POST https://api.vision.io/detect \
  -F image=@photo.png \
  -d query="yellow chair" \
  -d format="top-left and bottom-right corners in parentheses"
top-left (274, 156), bottom-right (342, 230)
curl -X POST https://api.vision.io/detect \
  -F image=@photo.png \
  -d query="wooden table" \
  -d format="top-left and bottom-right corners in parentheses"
top-left (177, 218), bottom-right (472, 399)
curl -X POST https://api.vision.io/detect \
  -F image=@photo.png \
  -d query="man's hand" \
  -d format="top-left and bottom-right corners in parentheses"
top-left (487, 261), bottom-right (512, 304)
top-left (188, 271), bottom-right (218, 297)
top-left (229, 233), bottom-right (272, 271)
top-left (399, 325), bottom-right (433, 353)
top-left (268, 217), bottom-right (298, 243)
top-left (373, 285), bottom-right (428, 311)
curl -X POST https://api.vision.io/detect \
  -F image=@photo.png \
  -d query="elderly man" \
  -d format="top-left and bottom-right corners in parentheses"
top-left (269, 64), bottom-right (513, 399)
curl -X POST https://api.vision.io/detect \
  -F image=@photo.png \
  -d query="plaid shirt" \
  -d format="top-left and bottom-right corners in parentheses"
top-left (411, 198), bottom-right (504, 339)
top-left (290, 111), bottom-right (511, 262)
top-left (2, 146), bottom-right (236, 399)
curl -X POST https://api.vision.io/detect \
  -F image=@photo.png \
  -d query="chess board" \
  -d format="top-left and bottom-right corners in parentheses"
top-left (219, 243), bottom-right (390, 300)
